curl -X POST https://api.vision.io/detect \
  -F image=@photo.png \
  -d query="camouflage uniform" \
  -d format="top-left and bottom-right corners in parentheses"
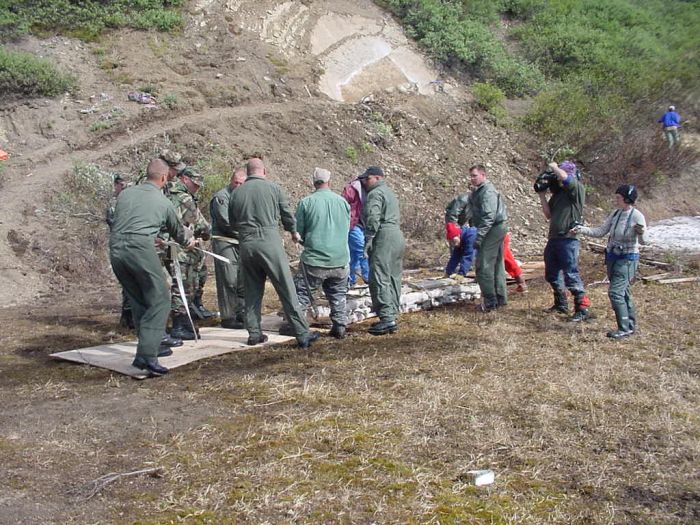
top-left (167, 176), bottom-right (211, 321)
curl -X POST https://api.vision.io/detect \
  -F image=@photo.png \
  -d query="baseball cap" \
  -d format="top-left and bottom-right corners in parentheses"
top-left (179, 166), bottom-right (204, 187)
top-left (358, 166), bottom-right (385, 179)
top-left (312, 167), bottom-right (331, 183)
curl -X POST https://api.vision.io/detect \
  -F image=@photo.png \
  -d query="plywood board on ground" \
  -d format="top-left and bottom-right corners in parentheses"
top-left (51, 316), bottom-right (294, 379)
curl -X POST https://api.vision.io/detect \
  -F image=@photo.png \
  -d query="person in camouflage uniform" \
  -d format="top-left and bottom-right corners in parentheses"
top-left (167, 166), bottom-right (212, 340)
top-left (359, 166), bottom-right (405, 336)
top-left (210, 166), bottom-right (247, 328)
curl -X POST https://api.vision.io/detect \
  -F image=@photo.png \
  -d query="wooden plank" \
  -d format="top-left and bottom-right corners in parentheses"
top-left (51, 326), bottom-right (295, 379)
top-left (656, 276), bottom-right (700, 285)
top-left (641, 272), bottom-right (675, 282)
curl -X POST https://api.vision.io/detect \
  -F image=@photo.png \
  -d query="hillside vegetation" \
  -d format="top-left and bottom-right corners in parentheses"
top-left (0, 0), bottom-right (183, 96)
top-left (380, 0), bottom-right (699, 164)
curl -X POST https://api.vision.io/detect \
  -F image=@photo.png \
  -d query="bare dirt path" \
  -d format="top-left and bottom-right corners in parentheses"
top-left (0, 98), bottom-right (327, 305)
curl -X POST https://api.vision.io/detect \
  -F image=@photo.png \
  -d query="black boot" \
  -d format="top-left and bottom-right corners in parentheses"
top-left (170, 314), bottom-right (197, 341)
top-left (119, 309), bottom-right (135, 329)
top-left (544, 290), bottom-right (569, 314)
top-left (297, 331), bottom-right (321, 348)
top-left (161, 333), bottom-right (183, 347)
top-left (193, 296), bottom-right (215, 319)
top-left (329, 323), bottom-right (346, 339)
top-left (132, 356), bottom-right (169, 376)
top-left (221, 318), bottom-right (245, 329)
top-left (368, 319), bottom-right (398, 336)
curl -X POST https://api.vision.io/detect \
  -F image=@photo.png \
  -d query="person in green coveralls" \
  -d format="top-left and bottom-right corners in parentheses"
top-left (229, 158), bottom-right (320, 348)
top-left (210, 166), bottom-right (247, 328)
top-left (359, 166), bottom-right (405, 336)
top-left (467, 164), bottom-right (509, 311)
top-left (292, 167), bottom-right (351, 339)
top-left (109, 159), bottom-right (193, 376)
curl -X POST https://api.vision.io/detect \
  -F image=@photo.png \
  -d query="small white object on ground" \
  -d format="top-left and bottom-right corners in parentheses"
top-left (466, 469), bottom-right (495, 486)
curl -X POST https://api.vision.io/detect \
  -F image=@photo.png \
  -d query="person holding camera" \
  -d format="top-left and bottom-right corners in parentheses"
top-left (536, 160), bottom-right (591, 321)
top-left (571, 185), bottom-right (646, 339)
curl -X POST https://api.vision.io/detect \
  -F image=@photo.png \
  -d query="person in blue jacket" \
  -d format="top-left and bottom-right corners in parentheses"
top-left (658, 105), bottom-right (682, 148)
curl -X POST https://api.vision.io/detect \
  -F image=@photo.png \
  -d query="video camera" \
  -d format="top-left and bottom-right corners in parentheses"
top-left (533, 169), bottom-right (558, 193)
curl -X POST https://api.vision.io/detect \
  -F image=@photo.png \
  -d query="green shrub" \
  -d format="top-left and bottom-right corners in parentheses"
top-left (345, 146), bottom-right (359, 164)
top-left (0, 47), bottom-right (76, 97)
top-left (0, 1), bottom-right (184, 43)
top-left (472, 82), bottom-right (507, 123)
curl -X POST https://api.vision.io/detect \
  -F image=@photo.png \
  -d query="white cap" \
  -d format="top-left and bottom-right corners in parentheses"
top-left (669, 105), bottom-right (675, 111)
top-left (312, 167), bottom-right (331, 183)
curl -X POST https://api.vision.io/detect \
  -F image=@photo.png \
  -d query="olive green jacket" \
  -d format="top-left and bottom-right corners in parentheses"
top-left (468, 180), bottom-right (507, 246)
top-left (362, 180), bottom-right (401, 245)
top-left (444, 193), bottom-right (471, 226)
top-left (110, 182), bottom-right (188, 244)
top-left (210, 185), bottom-right (237, 238)
top-left (229, 176), bottom-right (297, 239)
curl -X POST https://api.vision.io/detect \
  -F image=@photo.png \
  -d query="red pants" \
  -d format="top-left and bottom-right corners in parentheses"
top-left (503, 233), bottom-right (522, 279)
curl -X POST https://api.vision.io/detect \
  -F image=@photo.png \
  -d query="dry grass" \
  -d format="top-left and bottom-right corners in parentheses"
top-left (0, 259), bottom-right (698, 524)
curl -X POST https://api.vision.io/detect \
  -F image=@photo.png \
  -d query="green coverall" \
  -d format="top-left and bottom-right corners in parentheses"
top-left (469, 180), bottom-right (508, 308)
top-left (210, 185), bottom-right (245, 322)
top-left (229, 176), bottom-right (310, 340)
top-left (109, 182), bottom-right (189, 360)
top-left (363, 180), bottom-right (405, 322)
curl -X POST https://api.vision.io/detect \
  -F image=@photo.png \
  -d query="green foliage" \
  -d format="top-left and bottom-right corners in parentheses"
top-left (378, 0), bottom-right (544, 96)
top-left (0, 47), bottom-right (75, 97)
top-left (162, 93), bottom-right (178, 109)
top-left (345, 146), bottom-right (359, 164)
top-left (382, 0), bottom-right (699, 155)
top-left (0, 1), bottom-right (184, 43)
top-left (472, 82), bottom-right (506, 121)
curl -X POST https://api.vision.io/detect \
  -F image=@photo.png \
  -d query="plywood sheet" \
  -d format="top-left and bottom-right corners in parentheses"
top-left (51, 316), bottom-right (294, 379)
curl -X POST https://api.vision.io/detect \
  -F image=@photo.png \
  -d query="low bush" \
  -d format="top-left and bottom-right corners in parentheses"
top-left (0, 1), bottom-right (184, 43)
top-left (0, 47), bottom-right (75, 97)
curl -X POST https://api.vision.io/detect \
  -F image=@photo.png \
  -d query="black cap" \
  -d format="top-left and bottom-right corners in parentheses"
top-left (359, 166), bottom-right (385, 179)
top-left (615, 184), bottom-right (638, 204)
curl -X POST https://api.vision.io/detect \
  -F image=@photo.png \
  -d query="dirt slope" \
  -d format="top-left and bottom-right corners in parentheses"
top-left (0, 0), bottom-right (548, 307)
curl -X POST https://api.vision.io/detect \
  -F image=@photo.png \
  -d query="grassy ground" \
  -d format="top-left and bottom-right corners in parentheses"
top-left (0, 258), bottom-right (698, 524)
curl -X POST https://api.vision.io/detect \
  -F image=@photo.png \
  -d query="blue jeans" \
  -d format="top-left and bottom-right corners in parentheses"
top-left (348, 225), bottom-right (369, 285)
top-left (544, 238), bottom-right (586, 296)
top-left (445, 226), bottom-right (477, 276)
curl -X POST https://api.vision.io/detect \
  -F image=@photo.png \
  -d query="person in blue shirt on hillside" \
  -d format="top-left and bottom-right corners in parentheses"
top-left (658, 105), bottom-right (682, 148)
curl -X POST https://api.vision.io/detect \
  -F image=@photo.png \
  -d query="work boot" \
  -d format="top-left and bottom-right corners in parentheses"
top-left (544, 290), bottom-right (569, 314)
top-left (329, 323), bottom-right (346, 339)
top-left (132, 356), bottom-right (169, 376)
top-left (278, 322), bottom-right (296, 336)
top-left (247, 333), bottom-right (269, 346)
top-left (119, 309), bottom-right (135, 329)
top-left (606, 329), bottom-right (633, 339)
top-left (161, 333), bottom-right (183, 347)
top-left (157, 346), bottom-right (173, 357)
top-left (297, 331), bottom-right (321, 349)
top-left (171, 314), bottom-right (197, 340)
top-left (193, 296), bottom-right (216, 319)
top-left (221, 318), bottom-right (245, 329)
top-left (368, 319), bottom-right (398, 336)
top-left (570, 309), bottom-right (591, 322)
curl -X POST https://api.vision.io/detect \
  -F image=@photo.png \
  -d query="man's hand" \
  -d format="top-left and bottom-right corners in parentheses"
top-left (292, 232), bottom-right (302, 244)
top-left (185, 237), bottom-right (196, 250)
top-left (449, 236), bottom-right (461, 248)
top-left (548, 161), bottom-right (558, 170)
top-left (154, 238), bottom-right (166, 249)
